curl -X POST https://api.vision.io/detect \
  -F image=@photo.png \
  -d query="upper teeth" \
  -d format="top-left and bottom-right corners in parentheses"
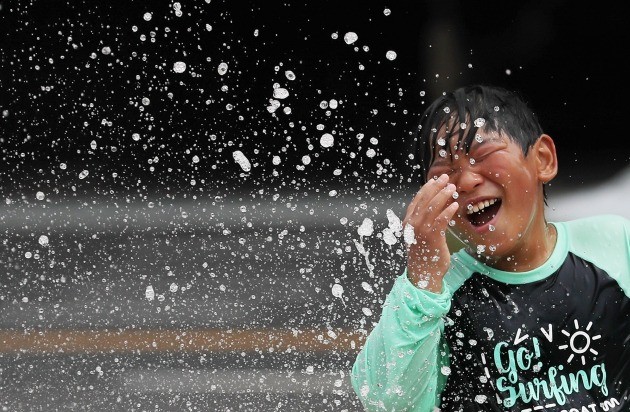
top-left (467, 198), bottom-right (498, 215)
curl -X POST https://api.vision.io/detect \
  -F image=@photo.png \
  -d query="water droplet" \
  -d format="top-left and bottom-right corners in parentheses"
top-left (145, 285), bottom-right (155, 301)
top-left (452, 192), bottom-right (459, 199)
top-left (403, 223), bottom-right (416, 245)
top-left (79, 170), bottom-right (89, 179)
top-left (440, 366), bottom-right (451, 376)
top-left (272, 156), bottom-right (281, 165)
top-left (267, 99), bottom-right (280, 113)
top-left (343, 32), bottom-right (358, 45)
top-left (385, 50), bottom-right (397, 60)
top-left (284, 70), bottom-right (295, 80)
top-left (101, 46), bottom-right (111, 55)
top-left (273, 88), bottom-right (289, 99)
top-left (320, 133), bottom-right (334, 148)
top-left (217, 62), bottom-right (228, 75)
top-left (382, 227), bottom-right (397, 245)
top-left (232, 150), bottom-right (251, 172)
top-left (483, 327), bottom-right (494, 339)
top-left (439, 149), bottom-right (447, 158)
top-left (443, 107), bottom-right (451, 114)
top-left (132, 133), bottom-right (141, 141)
top-left (36, 191), bottom-right (45, 201)
top-left (332, 284), bottom-right (344, 300)
top-left (448, 220), bottom-right (456, 227)
top-left (475, 134), bottom-right (483, 143)
top-left (386, 209), bottom-right (402, 232)
top-left (474, 118), bottom-right (486, 128)
top-left (437, 137), bottom-right (446, 146)
top-left (476, 244), bottom-right (486, 254)
top-left (383, 8), bottom-right (391, 16)
top-left (360, 384), bottom-right (370, 398)
top-left (358, 218), bottom-right (374, 237)
top-left (192, 155), bottom-right (200, 163)
top-left (475, 394), bottom-right (487, 404)
top-left (301, 155), bottom-right (311, 165)
top-left (469, 158), bottom-right (476, 165)
top-left (38, 235), bottom-right (49, 246)
top-left (142, 97), bottom-right (150, 106)
top-left (173, 61), bottom-right (187, 73)
top-left (206, 24), bottom-right (212, 31)
top-left (143, 12), bottom-right (152, 21)
top-left (488, 225), bottom-right (495, 232)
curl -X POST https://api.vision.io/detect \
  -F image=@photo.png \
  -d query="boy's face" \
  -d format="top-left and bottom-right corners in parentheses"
top-left (426, 127), bottom-right (548, 265)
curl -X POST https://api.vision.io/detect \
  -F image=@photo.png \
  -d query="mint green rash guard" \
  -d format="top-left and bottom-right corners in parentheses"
top-left (351, 215), bottom-right (630, 411)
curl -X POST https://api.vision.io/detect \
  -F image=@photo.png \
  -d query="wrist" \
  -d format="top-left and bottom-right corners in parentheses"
top-left (406, 264), bottom-right (445, 293)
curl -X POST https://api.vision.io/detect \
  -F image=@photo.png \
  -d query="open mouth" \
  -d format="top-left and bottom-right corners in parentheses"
top-left (466, 198), bottom-right (501, 227)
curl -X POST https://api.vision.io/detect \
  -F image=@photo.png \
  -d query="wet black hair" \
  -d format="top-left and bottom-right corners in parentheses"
top-left (415, 84), bottom-right (545, 186)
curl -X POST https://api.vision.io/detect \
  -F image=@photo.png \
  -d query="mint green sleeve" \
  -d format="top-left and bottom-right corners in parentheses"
top-left (350, 271), bottom-right (452, 411)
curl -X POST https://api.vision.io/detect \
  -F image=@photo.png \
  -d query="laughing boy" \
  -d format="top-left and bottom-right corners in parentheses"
top-left (351, 85), bottom-right (630, 411)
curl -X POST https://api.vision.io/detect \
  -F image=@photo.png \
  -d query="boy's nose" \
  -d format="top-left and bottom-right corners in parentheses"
top-left (452, 166), bottom-right (483, 193)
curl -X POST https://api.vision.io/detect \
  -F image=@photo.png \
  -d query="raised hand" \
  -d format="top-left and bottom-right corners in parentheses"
top-left (402, 174), bottom-right (459, 292)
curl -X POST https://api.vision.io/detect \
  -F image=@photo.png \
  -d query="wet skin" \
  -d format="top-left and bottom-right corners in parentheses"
top-left (403, 129), bottom-right (558, 292)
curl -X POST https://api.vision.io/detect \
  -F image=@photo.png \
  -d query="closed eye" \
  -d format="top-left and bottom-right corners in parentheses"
top-left (469, 146), bottom-right (501, 162)
top-left (428, 167), bottom-right (454, 180)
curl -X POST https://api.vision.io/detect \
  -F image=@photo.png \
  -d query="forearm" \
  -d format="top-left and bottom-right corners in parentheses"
top-left (351, 272), bottom-right (451, 411)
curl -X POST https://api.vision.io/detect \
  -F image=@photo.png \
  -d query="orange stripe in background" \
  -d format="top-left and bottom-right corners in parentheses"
top-left (0, 329), bottom-right (366, 354)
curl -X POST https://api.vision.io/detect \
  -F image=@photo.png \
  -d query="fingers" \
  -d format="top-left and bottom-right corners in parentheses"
top-left (405, 174), bottom-right (449, 217)
top-left (405, 174), bottom-right (457, 224)
top-left (425, 183), bottom-right (456, 218)
top-left (434, 200), bottom-right (459, 230)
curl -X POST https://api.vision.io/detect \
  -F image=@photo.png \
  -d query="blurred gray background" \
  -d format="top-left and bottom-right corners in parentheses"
top-left (1, 0), bottom-right (628, 411)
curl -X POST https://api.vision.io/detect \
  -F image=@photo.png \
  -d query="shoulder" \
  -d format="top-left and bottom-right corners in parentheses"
top-left (555, 215), bottom-right (630, 291)
top-left (556, 214), bottom-right (630, 243)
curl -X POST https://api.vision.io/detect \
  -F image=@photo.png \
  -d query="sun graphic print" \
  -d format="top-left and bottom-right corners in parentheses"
top-left (558, 319), bottom-right (601, 365)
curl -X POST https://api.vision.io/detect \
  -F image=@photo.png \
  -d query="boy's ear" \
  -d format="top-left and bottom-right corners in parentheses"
top-left (534, 134), bottom-right (558, 183)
